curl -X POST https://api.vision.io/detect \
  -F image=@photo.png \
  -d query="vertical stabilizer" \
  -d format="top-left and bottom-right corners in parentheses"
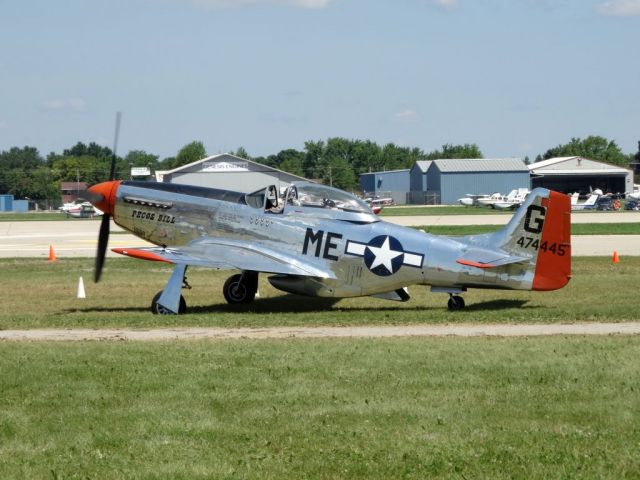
top-left (498, 188), bottom-right (571, 290)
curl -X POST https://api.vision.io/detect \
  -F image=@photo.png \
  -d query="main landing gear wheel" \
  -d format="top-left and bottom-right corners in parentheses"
top-left (447, 295), bottom-right (465, 311)
top-left (151, 291), bottom-right (187, 315)
top-left (223, 273), bottom-right (257, 304)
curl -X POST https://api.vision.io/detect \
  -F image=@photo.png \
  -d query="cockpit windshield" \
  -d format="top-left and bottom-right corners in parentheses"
top-left (285, 182), bottom-right (372, 214)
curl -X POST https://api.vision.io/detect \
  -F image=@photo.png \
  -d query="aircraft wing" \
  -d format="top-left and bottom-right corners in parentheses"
top-left (456, 247), bottom-right (530, 269)
top-left (112, 238), bottom-right (336, 279)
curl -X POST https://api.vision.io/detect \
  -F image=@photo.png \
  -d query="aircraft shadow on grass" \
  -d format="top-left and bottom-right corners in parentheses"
top-left (66, 296), bottom-right (531, 315)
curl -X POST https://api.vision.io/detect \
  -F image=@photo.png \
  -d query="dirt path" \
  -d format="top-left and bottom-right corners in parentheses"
top-left (2, 322), bottom-right (639, 342)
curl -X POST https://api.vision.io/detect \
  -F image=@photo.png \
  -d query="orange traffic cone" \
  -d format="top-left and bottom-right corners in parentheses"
top-left (612, 251), bottom-right (619, 264)
top-left (48, 245), bottom-right (57, 262)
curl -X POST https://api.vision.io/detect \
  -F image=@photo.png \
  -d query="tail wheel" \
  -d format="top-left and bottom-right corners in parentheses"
top-left (151, 291), bottom-right (187, 315)
top-left (447, 295), bottom-right (465, 311)
top-left (223, 273), bottom-right (257, 304)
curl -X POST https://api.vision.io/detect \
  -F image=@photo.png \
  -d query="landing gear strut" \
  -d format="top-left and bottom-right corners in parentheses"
top-left (447, 294), bottom-right (465, 311)
top-left (223, 271), bottom-right (258, 304)
top-left (151, 291), bottom-right (186, 314)
top-left (151, 264), bottom-right (189, 315)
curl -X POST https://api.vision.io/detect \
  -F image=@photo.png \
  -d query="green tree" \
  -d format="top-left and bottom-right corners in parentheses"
top-left (50, 156), bottom-right (108, 185)
top-left (303, 140), bottom-right (325, 178)
top-left (0, 146), bottom-right (44, 170)
top-left (63, 142), bottom-right (113, 160)
top-left (275, 149), bottom-right (305, 177)
top-left (541, 136), bottom-right (628, 166)
top-left (125, 150), bottom-right (159, 169)
top-left (327, 156), bottom-right (357, 190)
top-left (9, 167), bottom-right (60, 204)
top-left (316, 138), bottom-right (354, 186)
top-left (350, 140), bottom-right (382, 174)
top-left (0, 146), bottom-right (45, 194)
top-left (171, 141), bottom-right (207, 169)
top-left (425, 143), bottom-right (483, 160)
top-left (232, 147), bottom-right (251, 159)
top-left (158, 157), bottom-right (176, 170)
top-left (380, 143), bottom-right (410, 171)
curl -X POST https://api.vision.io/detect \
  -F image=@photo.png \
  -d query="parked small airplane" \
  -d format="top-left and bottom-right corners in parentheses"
top-left (570, 192), bottom-right (599, 211)
top-left (477, 188), bottom-right (530, 210)
top-left (60, 201), bottom-right (103, 218)
top-left (625, 185), bottom-right (640, 201)
top-left (86, 176), bottom-right (571, 314)
top-left (457, 194), bottom-right (490, 206)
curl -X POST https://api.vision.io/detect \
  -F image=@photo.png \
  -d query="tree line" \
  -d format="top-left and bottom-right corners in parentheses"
top-left (0, 135), bottom-right (638, 206)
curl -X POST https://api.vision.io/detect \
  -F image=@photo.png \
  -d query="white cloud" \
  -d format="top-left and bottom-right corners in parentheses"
top-left (391, 109), bottom-right (420, 123)
top-left (38, 98), bottom-right (87, 113)
top-left (596, 0), bottom-right (640, 16)
top-left (191, 0), bottom-right (333, 9)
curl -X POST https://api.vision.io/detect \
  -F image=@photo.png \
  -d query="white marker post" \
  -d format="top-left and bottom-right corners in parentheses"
top-left (77, 276), bottom-right (86, 299)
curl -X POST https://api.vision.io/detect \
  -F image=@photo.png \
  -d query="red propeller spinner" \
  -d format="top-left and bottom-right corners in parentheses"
top-left (88, 180), bottom-right (121, 215)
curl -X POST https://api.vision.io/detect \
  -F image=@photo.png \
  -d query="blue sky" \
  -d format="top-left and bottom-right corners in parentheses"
top-left (1, 0), bottom-right (639, 160)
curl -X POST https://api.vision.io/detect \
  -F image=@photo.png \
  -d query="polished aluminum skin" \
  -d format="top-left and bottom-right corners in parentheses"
top-left (107, 181), bottom-right (570, 312)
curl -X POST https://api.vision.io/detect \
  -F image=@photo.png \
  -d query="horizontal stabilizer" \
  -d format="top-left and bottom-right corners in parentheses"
top-left (456, 247), bottom-right (529, 269)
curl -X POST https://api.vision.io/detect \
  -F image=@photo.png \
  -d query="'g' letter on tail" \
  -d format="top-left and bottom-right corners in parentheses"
top-left (532, 191), bottom-right (571, 291)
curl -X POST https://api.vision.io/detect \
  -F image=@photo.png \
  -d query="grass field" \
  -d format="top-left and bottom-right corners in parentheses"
top-left (2, 254), bottom-right (638, 478)
top-left (0, 212), bottom-right (99, 221)
top-left (1, 337), bottom-right (639, 478)
top-left (0, 256), bottom-right (636, 329)
top-left (380, 205), bottom-right (513, 216)
top-left (417, 223), bottom-right (640, 236)
top-left (380, 205), bottom-right (640, 217)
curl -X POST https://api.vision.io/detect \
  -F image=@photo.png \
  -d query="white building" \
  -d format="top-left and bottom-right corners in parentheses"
top-left (155, 153), bottom-right (309, 193)
top-left (529, 157), bottom-right (633, 194)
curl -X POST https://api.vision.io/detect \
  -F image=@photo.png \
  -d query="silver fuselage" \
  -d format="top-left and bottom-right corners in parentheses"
top-left (113, 181), bottom-right (536, 297)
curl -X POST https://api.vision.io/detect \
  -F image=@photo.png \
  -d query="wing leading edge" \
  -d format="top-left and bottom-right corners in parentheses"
top-left (112, 238), bottom-right (336, 279)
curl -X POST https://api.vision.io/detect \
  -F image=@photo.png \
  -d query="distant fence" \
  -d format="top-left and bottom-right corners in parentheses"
top-left (407, 191), bottom-right (441, 205)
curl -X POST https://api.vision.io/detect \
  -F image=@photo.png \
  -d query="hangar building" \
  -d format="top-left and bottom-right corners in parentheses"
top-left (409, 158), bottom-right (530, 204)
top-left (155, 153), bottom-right (309, 193)
top-left (528, 156), bottom-right (633, 194)
top-left (359, 169), bottom-right (410, 204)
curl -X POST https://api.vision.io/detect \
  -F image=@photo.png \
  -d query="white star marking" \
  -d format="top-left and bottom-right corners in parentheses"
top-left (367, 237), bottom-right (403, 273)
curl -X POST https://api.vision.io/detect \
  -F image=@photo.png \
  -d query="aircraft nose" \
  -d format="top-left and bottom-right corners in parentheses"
top-left (87, 180), bottom-right (121, 215)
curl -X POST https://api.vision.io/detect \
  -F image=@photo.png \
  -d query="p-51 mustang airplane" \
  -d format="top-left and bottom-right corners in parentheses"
top-left (87, 178), bottom-right (571, 314)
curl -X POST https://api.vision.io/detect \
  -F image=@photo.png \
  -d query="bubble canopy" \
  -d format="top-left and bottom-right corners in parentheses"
top-left (285, 182), bottom-right (371, 214)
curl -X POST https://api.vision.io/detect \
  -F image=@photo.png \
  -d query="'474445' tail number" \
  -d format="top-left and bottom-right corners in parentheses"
top-left (516, 236), bottom-right (567, 256)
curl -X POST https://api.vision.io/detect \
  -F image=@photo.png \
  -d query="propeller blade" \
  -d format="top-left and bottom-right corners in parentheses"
top-left (109, 111), bottom-right (121, 180)
top-left (93, 111), bottom-right (121, 283)
top-left (94, 213), bottom-right (110, 283)
top-left (81, 189), bottom-right (104, 204)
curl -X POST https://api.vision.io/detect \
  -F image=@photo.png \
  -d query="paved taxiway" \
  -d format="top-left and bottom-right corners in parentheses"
top-left (0, 212), bottom-right (638, 258)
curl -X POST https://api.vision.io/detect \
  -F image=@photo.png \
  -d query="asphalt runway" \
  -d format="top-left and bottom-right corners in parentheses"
top-left (1, 214), bottom-right (638, 258)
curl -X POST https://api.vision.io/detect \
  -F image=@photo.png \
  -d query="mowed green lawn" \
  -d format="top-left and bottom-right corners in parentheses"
top-left (418, 223), bottom-right (640, 236)
top-left (381, 204), bottom-right (640, 217)
top-left (0, 256), bottom-right (637, 328)
top-left (1, 337), bottom-right (639, 479)
top-left (0, 212), bottom-right (99, 221)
